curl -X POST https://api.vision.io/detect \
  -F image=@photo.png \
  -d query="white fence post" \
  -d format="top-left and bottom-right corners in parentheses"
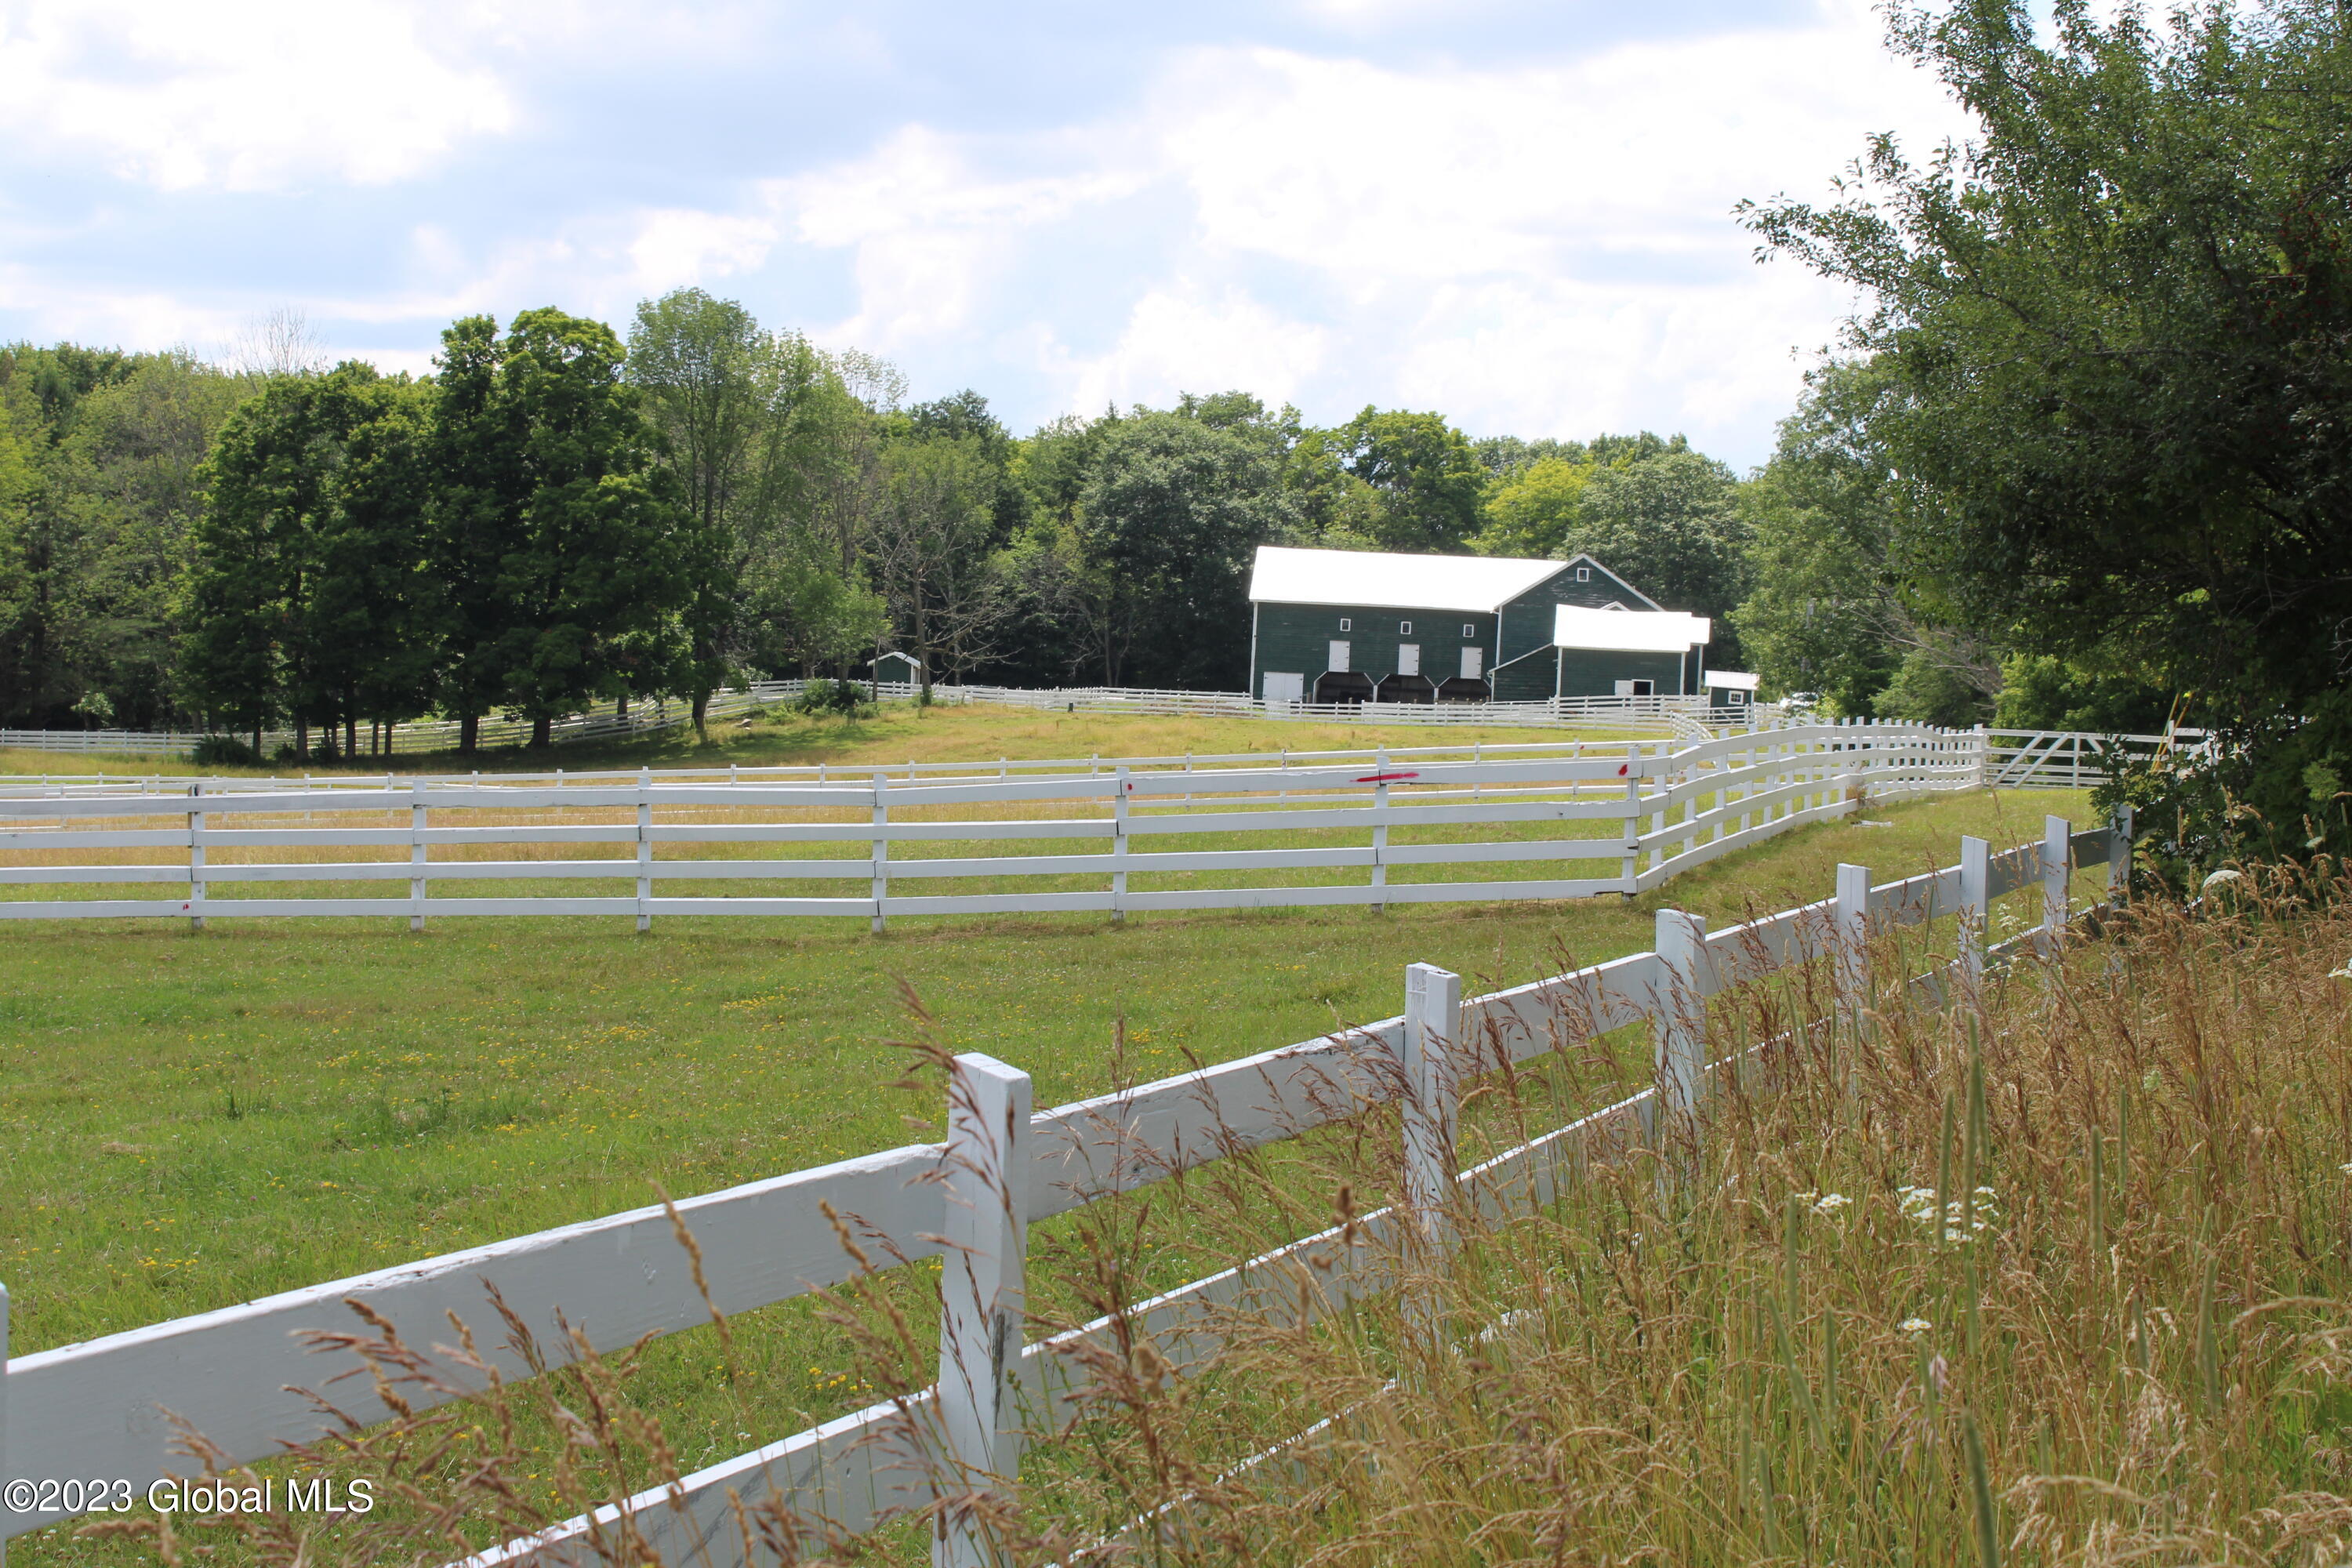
top-left (408, 786), bottom-right (427, 933)
top-left (1111, 768), bottom-right (1129, 926)
top-left (1371, 747), bottom-right (1389, 914)
top-left (635, 768), bottom-right (653, 934)
top-left (871, 774), bottom-right (889, 935)
top-left (2108, 803), bottom-right (2133, 906)
top-left (1648, 744), bottom-right (1667, 861)
top-left (935, 1053), bottom-right (1030, 1568)
top-left (1958, 835), bottom-right (1991, 988)
top-left (1402, 964), bottom-right (1463, 1312)
top-left (1653, 909), bottom-right (1708, 1147)
top-left (2043, 814), bottom-right (2073, 949)
top-left (1, 1279), bottom-right (9, 1568)
top-left (1621, 749), bottom-right (1641, 893)
top-left (187, 784), bottom-right (205, 933)
top-left (1835, 863), bottom-right (1871, 1030)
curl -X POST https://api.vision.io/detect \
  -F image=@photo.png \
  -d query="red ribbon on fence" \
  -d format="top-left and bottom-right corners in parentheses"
top-left (1356, 771), bottom-right (1421, 783)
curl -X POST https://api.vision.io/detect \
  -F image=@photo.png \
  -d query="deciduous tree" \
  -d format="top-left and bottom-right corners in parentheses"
top-left (427, 310), bottom-right (689, 750)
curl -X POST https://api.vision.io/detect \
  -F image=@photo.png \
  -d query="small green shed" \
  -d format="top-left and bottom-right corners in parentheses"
top-left (1247, 546), bottom-right (1711, 704)
top-left (1701, 670), bottom-right (1762, 710)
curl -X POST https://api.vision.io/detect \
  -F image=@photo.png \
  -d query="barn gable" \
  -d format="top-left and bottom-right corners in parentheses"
top-left (1247, 545), bottom-right (1705, 705)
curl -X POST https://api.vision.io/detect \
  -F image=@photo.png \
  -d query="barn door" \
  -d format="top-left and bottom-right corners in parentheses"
top-left (1459, 648), bottom-right (1483, 679)
top-left (1397, 644), bottom-right (1420, 676)
top-left (1328, 641), bottom-right (1351, 671)
top-left (1262, 671), bottom-right (1304, 704)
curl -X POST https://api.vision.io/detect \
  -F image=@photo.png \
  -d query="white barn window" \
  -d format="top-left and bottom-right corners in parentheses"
top-left (1399, 620), bottom-right (1412, 634)
top-left (1338, 617), bottom-right (1351, 631)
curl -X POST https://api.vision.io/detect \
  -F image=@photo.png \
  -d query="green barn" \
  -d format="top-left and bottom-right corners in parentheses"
top-left (1247, 546), bottom-right (1711, 705)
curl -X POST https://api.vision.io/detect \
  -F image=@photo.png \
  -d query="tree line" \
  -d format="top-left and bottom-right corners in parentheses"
top-left (0, 299), bottom-right (1768, 753)
top-left (0, 263), bottom-right (2239, 764)
top-left (1734, 0), bottom-right (2352, 875)
top-left (24, 0), bottom-right (2334, 783)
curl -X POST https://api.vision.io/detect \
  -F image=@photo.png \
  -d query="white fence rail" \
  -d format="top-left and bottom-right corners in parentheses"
top-left (0, 809), bottom-right (2129, 1560)
top-left (1984, 727), bottom-right (2209, 789)
top-left (0, 724), bottom-right (1987, 925)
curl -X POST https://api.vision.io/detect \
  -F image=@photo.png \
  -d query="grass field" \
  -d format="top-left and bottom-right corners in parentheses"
top-left (0, 699), bottom-right (1657, 782)
top-left (0, 722), bottom-right (2095, 1563)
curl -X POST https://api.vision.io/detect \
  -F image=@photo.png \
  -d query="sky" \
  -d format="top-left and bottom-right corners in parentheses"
top-left (0, 0), bottom-right (1977, 469)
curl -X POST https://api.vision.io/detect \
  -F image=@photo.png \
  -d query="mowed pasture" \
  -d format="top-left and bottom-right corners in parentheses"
top-left (0, 738), bottom-right (2089, 1563)
top-left (0, 699), bottom-right (1660, 785)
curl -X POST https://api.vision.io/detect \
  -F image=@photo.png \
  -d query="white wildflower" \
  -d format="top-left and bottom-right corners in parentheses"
top-left (1900, 1317), bottom-right (1933, 1337)
top-left (1812, 1192), bottom-right (1851, 1218)
top-left (1895, 1182), bottom-right (1995, 1240)
top-left (2201, 868), bottom-right (2243, 891)
top-left (2339, 1162), bottom-right (2352, 1175)
top-left (2330, 963), bottom-right (2352, 981)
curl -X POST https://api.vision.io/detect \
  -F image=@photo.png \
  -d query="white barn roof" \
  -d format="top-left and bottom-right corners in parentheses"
top-left (1552, 604), bottom-right (1711, 652)
top-left (1248, 546), bottom-right (1565, 615)
top-left (1702, 670), bottom-right (1761, 691)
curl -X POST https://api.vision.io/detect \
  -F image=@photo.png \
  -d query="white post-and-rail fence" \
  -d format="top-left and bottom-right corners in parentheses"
top-left (1984, 727), bottom-right (2209, 789)
top-left (0, 723), bottom-right (1987, 927)
top-left (0, 808), bottom-right (2127, 1565)
top-left (0, 722), bottom-right (2198, 809)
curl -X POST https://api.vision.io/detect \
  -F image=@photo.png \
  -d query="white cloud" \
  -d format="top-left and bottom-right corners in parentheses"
top-left (0, 0), bottom-right (1974, 462)
top-left (703, 0), bottom-right (1971, 456)
top-left (1097, 8), bottom-right (1965, 448)
top-left (1051, 285), bottom-right (1332, 415)
top-left (0, 0), bottom-right (514, 191)
top-left (0, 263), bottom-right (250, 353)
top-left (776, 126), bottom-right (1151, 347)
top-left (626, 205), bottom-right (784, 296)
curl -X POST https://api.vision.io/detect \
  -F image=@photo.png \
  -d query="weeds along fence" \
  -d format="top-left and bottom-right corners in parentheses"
top-left (0, 810), bottom-right (2129, 1563)
top-left (0, 723), bottom-right (1987, 926)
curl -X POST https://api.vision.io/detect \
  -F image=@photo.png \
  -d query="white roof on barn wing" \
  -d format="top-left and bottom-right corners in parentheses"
top-left (1552, 604), bottom-right (1711, 652)
top-left (1703, 670), bottom-right (1761, 691)
top-left (1248, 546), bottom-right (1565, 614)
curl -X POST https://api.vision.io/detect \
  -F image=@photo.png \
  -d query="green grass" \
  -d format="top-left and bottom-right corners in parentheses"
top-left (0, 699), bottom-right (1658, 782)
top-left (2, 785), bottom-right (2085, 1357)
top-left (0, 779), bottom-right (2092, 1565)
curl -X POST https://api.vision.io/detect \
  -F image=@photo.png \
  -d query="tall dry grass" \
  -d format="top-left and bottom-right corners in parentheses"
top-left (1007, 865), bottom-right (2352, 1566)
top-left (82, 866), bottom-right (2352, 1567)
